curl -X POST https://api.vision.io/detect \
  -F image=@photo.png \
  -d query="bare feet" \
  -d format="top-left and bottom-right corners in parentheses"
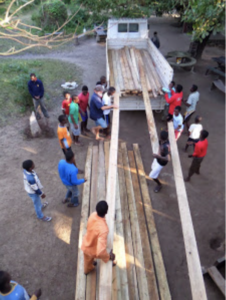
top-left (96, 136), bottom-right (105, 141)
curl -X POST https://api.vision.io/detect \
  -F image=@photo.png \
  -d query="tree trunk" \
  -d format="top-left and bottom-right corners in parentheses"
top-left (189, 32), bottom-right (212, 59)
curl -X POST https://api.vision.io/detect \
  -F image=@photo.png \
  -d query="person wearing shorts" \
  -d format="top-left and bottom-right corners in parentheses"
top-left (184, 116), bottom-right (203, 151)
top-left (69, 95), bottom-right (82, 146)
top-left (183, 85), bottom-right (200, 132)
top-left (173, 106), bottom-right (184, 141)
top-left (57, 115), bottom-right (72, 156)
top-left (90, 85), bottom-right (117, 141)
top-left (149, 131), bottom-right (170, 193)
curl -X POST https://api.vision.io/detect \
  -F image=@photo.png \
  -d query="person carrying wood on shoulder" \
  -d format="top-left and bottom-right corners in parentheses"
top-left (81, 200), bottom-right (116, 275)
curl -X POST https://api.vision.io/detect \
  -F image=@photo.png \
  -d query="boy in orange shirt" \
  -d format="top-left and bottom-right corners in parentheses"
top-left (81, 201), bottom-right (116, 275)
top-left (57, 115), bottom-right (72, 156)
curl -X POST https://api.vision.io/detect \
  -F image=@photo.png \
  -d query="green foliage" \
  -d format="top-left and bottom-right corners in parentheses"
top-left (0, 6), bottom-right (6, 15)
top-left (181, 0), bottom-right (225, 42)
top-left (33, 0), bottom-right (68, 32)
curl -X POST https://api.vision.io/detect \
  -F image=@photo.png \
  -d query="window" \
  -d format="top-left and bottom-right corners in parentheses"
top-left (118, 23), bottom-right (128, 33)
top-left (129, 23), bottom-right (139, 32)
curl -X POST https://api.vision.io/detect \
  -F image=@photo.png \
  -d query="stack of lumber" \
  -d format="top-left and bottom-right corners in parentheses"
top-left (75, 141), bottom-right (171, 300)
top-left (108, 46), bottom-right (164, 97)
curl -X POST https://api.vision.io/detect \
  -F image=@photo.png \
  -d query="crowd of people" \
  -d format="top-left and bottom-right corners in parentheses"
top-left (0, 72), bottom-right (209, 298)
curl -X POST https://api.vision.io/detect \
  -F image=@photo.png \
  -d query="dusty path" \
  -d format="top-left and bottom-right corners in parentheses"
top-left (0, 17), bottom-right (225, 300)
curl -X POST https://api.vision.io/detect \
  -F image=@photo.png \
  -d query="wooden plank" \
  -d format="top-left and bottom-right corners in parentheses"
top-left (111, 50), bottom-right (121, 93)
top-left (108, 50), bottom-right (115, 87)
top-left (75, 143), bottom-right (93, 300)
top-left (121, 142), bottom-right (149, 300)
top-left (119, 49), bottom-right (130, 91)
top-left (136, 49), bottom-right (159, 154)
top-left (139, 49), bottom-right (155, 95)
top-left (133, 144), bottom-right (172, 300)
top-left (168, 122), bottom-right (207, 300)
top-left (118, 149), bottom-right (139, 300)
top-left (124, 46), bottom-right (140, 91)
top-left (130, 47), bottom-right (140, 87)
top-left (115, 49), bottom-right (124, 92)
top-left (86, 145), bottom-right (99, 300)
top-left (99, 94), bottom-right (120, 300)
top-left (121, 48), bottom-right (134, 91)
top-left (128, 150), bottom-right (159, 300)
top-left (207, 266), bottom-right (226, 296)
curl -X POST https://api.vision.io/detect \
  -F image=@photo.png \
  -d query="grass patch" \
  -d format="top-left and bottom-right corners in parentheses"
top-left (0, 58), bottom-right (82, 126)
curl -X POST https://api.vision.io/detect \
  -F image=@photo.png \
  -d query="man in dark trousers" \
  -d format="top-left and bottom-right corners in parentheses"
top-left (185, 129), bottom-right (209, 182)
top-left (28, 73), bottom-right (49, 120)
top-left (151, 32), bottom-right (160, 49)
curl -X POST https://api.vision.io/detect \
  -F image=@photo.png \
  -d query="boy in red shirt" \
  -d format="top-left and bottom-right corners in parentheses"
top-left (78, 86), bottom-right (90, 135)
top-left (185, 129), bottom-right (209, 182)
top-left (62, 91), bottom-right (72, 130)
top-left (164, 84), bottom-right (183, 121)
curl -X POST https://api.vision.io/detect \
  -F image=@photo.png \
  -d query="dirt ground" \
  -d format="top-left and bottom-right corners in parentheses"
top-left (0, 17), bottom-right (225, 300)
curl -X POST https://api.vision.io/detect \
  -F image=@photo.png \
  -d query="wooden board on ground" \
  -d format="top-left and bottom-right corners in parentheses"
top-left (121, 142), bottom-right (149, 300)
top-left (207, 266), bottom-right (226, 297)
top-left (168, 122), bottom-right (207, 300)
top-left (118, 149), bottom-right (139, 300)
top-left (99, 94), bottom-right (120, 299)
top-left (86, 145), bottom-right (99, 300)
top-left (133, 144), bottom-right (171, 300)
top-left (75, 143), bottom-right (93, 300)
top-left (128, 150), bottom-right (159, 300)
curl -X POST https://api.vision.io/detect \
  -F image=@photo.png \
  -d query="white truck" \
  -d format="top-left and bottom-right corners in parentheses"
top-left (106, 18), bottom-right (173, 111)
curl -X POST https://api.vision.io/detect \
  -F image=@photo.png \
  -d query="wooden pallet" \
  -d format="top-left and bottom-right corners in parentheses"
top-left (75, 141), bottom-right (171, 300)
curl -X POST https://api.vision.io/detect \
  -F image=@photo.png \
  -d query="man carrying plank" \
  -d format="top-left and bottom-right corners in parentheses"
top-left (149, 130), bottom-right (170, 193)
top-left (81, 200), bottom-right (116, 275)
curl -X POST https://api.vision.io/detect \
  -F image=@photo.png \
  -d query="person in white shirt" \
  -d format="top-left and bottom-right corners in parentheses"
top-left (184, 116), bottom-right (203, 151)
top-left (173, 106), bottom-right (184, 141)
top-left (102, 86), bottom-right (116, 138)
top-left (183, 85), bottom-right (200, 132)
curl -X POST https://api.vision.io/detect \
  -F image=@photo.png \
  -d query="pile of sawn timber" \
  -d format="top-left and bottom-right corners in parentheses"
top-left (108, 46), bottom-right (164, 98)
top-left (75, 141), bottom-right (171, 300)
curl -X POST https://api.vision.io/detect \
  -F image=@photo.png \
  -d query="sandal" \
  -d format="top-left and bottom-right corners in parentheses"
top-left (42, 202), bottom-right (48, 209)
top-left (154, 185), bottom-right (162, 193)
top-left (41, 216), bottom-right (52, 222)
top-left (62, 198), bottom-right (69, 204)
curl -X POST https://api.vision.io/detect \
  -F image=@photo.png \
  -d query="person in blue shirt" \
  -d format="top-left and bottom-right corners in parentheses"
top-left (58, 150), bottom-right (87, 207)
top-left (0, 271), bottom-right (41, 300)
top-left (28, 73), bottom-right (49, 120)
top-left (90, 85), bottom-right (118, 140)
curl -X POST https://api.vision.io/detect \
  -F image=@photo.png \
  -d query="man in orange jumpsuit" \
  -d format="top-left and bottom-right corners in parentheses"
top-left (81, 200), bottom-right (116, 275)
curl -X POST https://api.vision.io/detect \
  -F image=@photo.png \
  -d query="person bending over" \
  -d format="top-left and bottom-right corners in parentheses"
top-left (81, 201), bottom-right (116, 275)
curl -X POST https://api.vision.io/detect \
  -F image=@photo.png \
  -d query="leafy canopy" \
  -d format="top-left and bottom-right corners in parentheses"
top-left (181, 0), bottom-right (225, 41)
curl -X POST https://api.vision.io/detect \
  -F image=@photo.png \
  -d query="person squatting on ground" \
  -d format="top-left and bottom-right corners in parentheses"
top-left (28, 73), bottom-right (49, 120)
top-left (90, 85), bottom-right (118, 141)
top-left (0, 271), bottom-right (42, 300)
top-left (149, 131), bottom-right (170, 193)
top-left (151, 31), bottom-right (160, 49)
top-left (81, 201), bottom-right (116, 275)
top-left (69, 95), bottom-right (82, 146)
top-left (185, 129), bottom-right (209, 182)
top-left (61, 91), bottom-right (72, 130)
top-left (58, 150), bottom-right (86, 207)
top-left (173, 106), bottom-right (184, 141)
top-left (78, 86), bottom-right (90, 136)
top-left (164, 84), bottom-right (183, 122)
top-left (184, 116), bottom-right (203, 152)
top-left (183, 84), bottom-right (200, 132)
top-left (57, 115), bottom-right (72, 156)
top-left (102, 86), bottom-right (116, 137)
top-left (22, 160), bottom-right (52, 222)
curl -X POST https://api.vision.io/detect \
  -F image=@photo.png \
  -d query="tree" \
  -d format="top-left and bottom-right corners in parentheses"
top-left (0, 0), bottom-right (89, 56)
top-left (181, 0), bottom-right (225, 58)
